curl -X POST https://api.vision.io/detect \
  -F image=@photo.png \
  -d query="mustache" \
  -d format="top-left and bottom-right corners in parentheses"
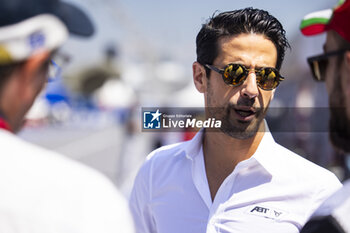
top-left (237, 97), bottom-right (255, 107)
top-left (228, 99), bottom-right (261, 112)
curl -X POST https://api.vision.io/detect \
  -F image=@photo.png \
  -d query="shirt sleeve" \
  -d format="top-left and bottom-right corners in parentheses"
top-left (129, 159), bottom-right (156, 233)
top-left (309, 174), bottom-right (342, 218)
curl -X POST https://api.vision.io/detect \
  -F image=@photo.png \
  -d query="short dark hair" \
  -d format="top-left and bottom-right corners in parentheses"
top-left (196, 8), bottom-right (290, 76)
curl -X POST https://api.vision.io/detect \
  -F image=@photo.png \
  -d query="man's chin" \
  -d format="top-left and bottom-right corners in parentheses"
top-left (220, 117), bottom-right (263, 140)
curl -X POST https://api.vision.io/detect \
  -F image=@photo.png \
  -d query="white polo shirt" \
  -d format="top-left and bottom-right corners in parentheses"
top-left (130, 127), bottom-right (342, 233)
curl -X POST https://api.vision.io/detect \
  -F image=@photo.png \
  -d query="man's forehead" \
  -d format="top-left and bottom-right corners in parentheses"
top-left (216, 34), bottom-right (277, 67)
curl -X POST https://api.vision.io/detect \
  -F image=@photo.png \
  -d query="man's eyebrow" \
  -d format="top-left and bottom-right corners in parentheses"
top-left (226, 62), bottom-right (272, 69)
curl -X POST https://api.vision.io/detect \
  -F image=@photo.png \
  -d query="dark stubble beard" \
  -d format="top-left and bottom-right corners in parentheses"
top-left (329, 74), bottom-right (350, 153)
top-left (207, 100), bottom-right (268, 140)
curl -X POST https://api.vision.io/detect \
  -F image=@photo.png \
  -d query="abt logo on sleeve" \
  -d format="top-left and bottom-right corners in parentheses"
top-left (246, 205), bottom-right (285, 220)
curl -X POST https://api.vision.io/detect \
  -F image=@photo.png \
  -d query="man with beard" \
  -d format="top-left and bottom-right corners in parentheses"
top-left (300, 0), bottom-right (350, 232)
top-left (130, 8), bottom-right (342, 233)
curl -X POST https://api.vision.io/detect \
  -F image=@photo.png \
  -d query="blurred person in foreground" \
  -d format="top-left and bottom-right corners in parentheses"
top-left (0, 0), bottom-right (134, 232)
top-left (130, 8), bottom-right (342, 233)
top-left (300, 0), bottom-right (350, 232)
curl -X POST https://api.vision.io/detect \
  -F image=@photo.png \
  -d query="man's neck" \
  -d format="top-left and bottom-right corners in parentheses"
top-left (203, 122), bottom-right (265, 201)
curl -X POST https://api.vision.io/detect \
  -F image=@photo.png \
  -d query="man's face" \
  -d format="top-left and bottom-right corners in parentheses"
top-left (205, 33), bottom-right (277, 139)
top-left (324, 31), bottom-right (350, 153)
top-left (12, 53), bottom-right (50, 132)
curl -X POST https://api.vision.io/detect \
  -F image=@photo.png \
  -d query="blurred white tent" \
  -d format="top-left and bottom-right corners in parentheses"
top-left (94, 79), bottom-right (137, 109)
top-left (172, 83), bottom-right (204, 107)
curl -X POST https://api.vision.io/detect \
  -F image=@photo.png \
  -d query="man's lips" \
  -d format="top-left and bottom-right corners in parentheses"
top-left (233, 106), bottom-right (257, 121)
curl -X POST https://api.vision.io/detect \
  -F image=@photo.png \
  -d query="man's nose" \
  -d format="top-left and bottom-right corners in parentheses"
top-left (240, 72), bottom-right (259, 99)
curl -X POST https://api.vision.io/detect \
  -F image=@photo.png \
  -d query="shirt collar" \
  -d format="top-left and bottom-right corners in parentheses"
top-left (180, 120), bottom-right (278, 176)
top-left (181, 128), bottom-right (204, 161)
top-left (249, 124), bottom-right (277, 176)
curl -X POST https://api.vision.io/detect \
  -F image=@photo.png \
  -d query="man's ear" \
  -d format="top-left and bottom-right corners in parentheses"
top-left (15, 51), bottom-right (50, 103)
top-left (192, 62), bottom-right (207, 93)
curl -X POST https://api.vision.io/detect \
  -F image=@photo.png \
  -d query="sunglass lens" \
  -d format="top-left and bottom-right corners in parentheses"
top-left (224, 64), bottom-right (246, 86)
top-left (310, 60), bottom-right (321, 81)
top-left (48, 60), bottom-right (62, 82)
top-left (309, 59), bottom-right (328, 81)
top-left (318, 59), bottom-right (328, 81)
top-left (257, 68), bottom-right (279, 90)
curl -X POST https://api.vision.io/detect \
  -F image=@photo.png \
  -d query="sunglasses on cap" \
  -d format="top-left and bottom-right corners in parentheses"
top-left (205, 63), bottom-right (284, 91)
top-left (307, 49), bottom-right (348, 81)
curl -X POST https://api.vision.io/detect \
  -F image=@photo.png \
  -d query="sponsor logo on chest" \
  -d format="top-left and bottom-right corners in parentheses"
top-left (246, 205), bottom-right (285, 220)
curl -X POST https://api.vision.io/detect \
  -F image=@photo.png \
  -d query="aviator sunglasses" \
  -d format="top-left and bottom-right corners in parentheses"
top-left (307, 49), bottom-right (348, 81)
top-left (205, 63), bottom-right (284, 91)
